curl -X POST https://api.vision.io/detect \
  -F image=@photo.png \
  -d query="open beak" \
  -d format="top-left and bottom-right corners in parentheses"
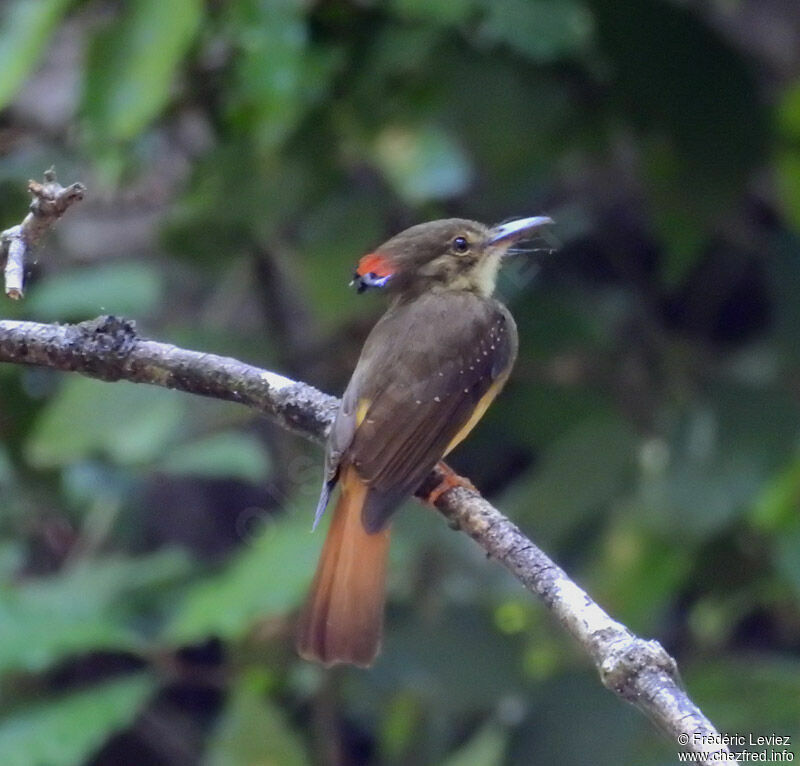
top-left (488, 216), bottom-right (554, 247)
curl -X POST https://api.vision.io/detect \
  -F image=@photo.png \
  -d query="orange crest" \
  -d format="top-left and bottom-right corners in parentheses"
top-left (356, 252), bottom-right (394, 278)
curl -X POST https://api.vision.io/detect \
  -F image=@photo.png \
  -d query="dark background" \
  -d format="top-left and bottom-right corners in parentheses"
top-left (1, 0), bottom-right (799, 764)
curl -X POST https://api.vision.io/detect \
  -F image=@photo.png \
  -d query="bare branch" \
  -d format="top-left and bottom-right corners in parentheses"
top-left (0, 316), bottom-right (736, 765)
top-left (1, 168), bottom-right (86, 299)
top-left (430, 479), bottom-right (729, 762)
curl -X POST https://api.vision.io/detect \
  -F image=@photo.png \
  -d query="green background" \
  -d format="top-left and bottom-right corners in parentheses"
top-left (1, 0), bottom-right (799, 763)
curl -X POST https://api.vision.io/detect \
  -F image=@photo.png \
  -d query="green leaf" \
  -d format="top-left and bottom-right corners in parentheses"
top-left (751, 453), bottom-right (800, 531)
top-left (167, 509), bottom-right (318, 643)
top-left (379, 693), bottom-right (422, 762)
top-left (0, 552), bottom-right (190, 674)
top-left (83, 0), bottom-right (203, 142)
top-left (0, 593), bottom-right (129, 676)
top-left (776, 149), bottom-right (800, 233)
top-left (161, 431), bottom-right (271, 483)
top-left (0, 0), bottom-right (74, 110)
top-left (777, 84), bottom-right (800, 228)
top-left (775, 84), bottom-right (800, 234)
top-left (479, 0), bottom-right (593, 63)
top-left (204, 668), bottom-right (309, 766)
top-left (373, 124), bottom-right (473, 204)
top-left (25, 261), bottom-right (164, 321)
top-left (442, 722), bottom-right (507, 766)
top-left (224, 0), bottom-right (339, 155)
top-left (777, 80), bottom-right (800, 139)
top-left (26, 378), bottom-right (185, 467)
top-left (0, 675), bottom-right (155, 766)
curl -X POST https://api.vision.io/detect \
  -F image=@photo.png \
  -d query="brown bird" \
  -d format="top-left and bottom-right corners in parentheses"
top-left (296, 216), bottom-right (553, 667)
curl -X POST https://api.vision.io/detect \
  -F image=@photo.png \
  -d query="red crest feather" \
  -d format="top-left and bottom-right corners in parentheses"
top-left (356, 252), bottom-right (394, 278)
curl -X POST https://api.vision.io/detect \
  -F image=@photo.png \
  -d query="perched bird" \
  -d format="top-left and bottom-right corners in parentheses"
top-left (296, 216), bottom-right (553, 667)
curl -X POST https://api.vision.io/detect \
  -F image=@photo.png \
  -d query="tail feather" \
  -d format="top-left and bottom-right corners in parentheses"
top-left (296, 466), bottom-right (390, 667)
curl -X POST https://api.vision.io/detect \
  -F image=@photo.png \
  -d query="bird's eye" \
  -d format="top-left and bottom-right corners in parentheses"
top-left (453, 236), bottom-right (469, 253)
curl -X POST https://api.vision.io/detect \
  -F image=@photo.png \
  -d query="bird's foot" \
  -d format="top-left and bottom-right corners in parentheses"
top-left (426, 462), bottom-right (478, 506)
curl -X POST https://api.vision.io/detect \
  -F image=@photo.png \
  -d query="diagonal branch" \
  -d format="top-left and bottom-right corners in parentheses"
top-left (0, 315), bottom-right (736, 765)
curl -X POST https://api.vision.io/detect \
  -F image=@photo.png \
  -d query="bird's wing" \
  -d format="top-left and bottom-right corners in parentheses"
top-left (323, 291), bottom-right (517, 531)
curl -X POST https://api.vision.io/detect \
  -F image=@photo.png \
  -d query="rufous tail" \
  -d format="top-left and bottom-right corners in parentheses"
top-left (296, 466), bottom-right (391, 667)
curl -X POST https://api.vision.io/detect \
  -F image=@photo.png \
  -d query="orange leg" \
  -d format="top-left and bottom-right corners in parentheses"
top-left (425, 462), bottom-right (478, 506)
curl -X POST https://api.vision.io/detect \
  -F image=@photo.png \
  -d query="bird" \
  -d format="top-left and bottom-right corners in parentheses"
top-left (296, 215), bottom-right (553, 667)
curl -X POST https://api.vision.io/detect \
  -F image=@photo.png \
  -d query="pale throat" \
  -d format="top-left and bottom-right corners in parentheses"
top-left (446, 250), bottom-right (503, 297)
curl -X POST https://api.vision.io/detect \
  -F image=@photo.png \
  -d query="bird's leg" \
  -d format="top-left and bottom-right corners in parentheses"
top-left (424, 461), bottom-right (478, 506)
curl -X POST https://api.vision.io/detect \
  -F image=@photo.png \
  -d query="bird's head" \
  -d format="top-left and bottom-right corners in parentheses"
top-left (352, 216), bottom-right (553, 299)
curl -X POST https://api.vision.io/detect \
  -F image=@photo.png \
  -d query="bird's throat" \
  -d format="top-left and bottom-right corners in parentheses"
top-left (442, 250), bottom-right (503, 298)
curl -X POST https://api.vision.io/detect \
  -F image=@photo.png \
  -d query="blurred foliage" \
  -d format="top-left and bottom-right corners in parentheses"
top-left (1, 0), bottom-right (800, 764)
top-left (0, 675), bottom-right (156, 766)
top-left (0, 0), bottom-right (73, 110)
top-left (84, 0), bottom-right (203, 146)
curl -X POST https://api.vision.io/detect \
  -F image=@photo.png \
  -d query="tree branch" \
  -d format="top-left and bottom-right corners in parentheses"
top-left (0, 315), bottom-right (736, 765)
top-left (1, 168), bottom-right (86, 299)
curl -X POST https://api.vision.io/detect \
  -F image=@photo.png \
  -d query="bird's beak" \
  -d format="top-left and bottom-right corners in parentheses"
top-left (488, 216), bottom-right (554, 247)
